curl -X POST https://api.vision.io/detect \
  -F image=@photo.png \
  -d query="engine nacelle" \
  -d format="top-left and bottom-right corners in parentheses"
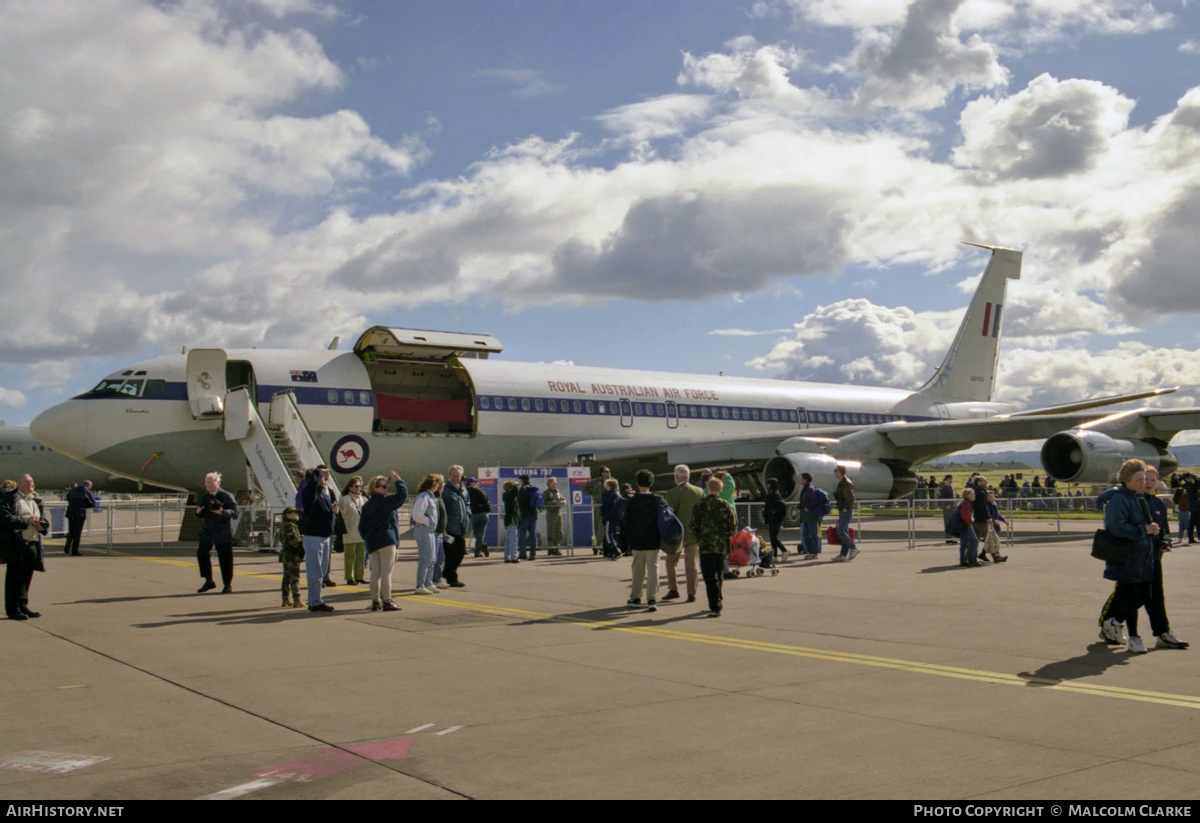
top-left (1041, 430), bottom-right (1178, 484)
top-left (762, 453), bottom-right (915, 501)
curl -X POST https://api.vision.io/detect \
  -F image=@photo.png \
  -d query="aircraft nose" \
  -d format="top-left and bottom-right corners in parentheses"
top-left (30, 400), bottom-right (89, 459)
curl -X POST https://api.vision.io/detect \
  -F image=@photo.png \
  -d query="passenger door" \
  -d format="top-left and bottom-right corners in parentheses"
top-left (186, 348), bottom-right (228, 418)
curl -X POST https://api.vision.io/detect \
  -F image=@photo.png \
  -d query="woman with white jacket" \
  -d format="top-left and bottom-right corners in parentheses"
top-left (410, 474), bottom-right (443, 595)
top-left (338, 477), bottom-right (367, 585)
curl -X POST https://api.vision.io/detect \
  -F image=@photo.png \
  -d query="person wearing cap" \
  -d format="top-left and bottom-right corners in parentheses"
top-left (278, 506), bottom-right (305, 608)
top-left (466, 476), bottom-right (491, 557)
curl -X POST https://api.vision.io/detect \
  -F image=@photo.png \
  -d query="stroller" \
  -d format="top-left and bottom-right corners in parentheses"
top-left (726, 527), bottom-right (779, 578)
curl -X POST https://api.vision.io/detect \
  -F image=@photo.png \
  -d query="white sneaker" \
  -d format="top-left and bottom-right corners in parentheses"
top-left (415, 586), bottom-right (435, 595)
top-left (831, 554), bottom-right (846, 562)
top-left (1127, 636), bottom-right (1148, 654)
top-left (848, 548), bottom-right (859, 560)
top-left (1100, 618), bottom-right (1125, 645)
top-left (1156, 632), bottom-right (1190, 650)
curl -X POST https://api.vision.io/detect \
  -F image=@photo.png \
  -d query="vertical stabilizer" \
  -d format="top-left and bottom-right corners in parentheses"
top-left (917, 243), bottom-right (1021, 403)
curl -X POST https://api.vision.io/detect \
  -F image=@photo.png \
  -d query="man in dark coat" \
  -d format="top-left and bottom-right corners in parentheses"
top-left (195, 471), bottom-right (238, 593)
top-left (64, 480), bottom-right (97, 556)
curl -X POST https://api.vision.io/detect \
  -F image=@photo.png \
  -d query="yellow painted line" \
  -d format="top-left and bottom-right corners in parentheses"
top-left (108, 550), bottom-right (1200, 710)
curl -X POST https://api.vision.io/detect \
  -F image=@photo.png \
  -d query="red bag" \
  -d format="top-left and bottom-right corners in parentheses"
top-left (826, 525), bottom-right (856, 546)
top-left (729, 528), bottom-right (755, 566)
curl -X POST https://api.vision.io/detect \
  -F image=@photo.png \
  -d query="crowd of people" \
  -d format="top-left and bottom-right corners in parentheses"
top-left (0, 460), bottom-right (1190, 652)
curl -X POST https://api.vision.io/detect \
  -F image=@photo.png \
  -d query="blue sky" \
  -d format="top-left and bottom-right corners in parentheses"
top-left (4, 0), bottom-right (1200, 439)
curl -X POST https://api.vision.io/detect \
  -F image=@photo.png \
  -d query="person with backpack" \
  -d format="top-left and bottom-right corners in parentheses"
top-left (620, 469), bottom-right (664, 612)
top-left (831, 465), bottom-right (858, 562)
top-left (516, 474), bottom-right (542, 561)
top-left (797, 472), bottom-right (827, 559)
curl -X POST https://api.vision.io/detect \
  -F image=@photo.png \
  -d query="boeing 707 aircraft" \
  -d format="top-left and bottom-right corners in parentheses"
top-left (29, 245), bottom-right (1198, 502)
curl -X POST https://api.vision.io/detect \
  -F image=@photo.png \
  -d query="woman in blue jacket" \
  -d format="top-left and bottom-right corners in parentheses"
top-left (358, 471), bottom-right (408, 612)
top-left (1100, 459), bottom-right (1159, 654)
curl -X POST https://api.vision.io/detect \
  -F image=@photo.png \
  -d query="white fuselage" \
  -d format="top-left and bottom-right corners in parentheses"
top-left (30, 348), bottom-right (1013, 495)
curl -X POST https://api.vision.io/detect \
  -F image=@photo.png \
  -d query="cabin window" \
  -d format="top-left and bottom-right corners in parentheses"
top-left (534, 398), bottom-right (544, 411)
top-left (507, 398), bottom-right (517, 411)
top-left (731, 408), bottom-right (740, 420)
top-left (344, 390), bottom-right (355, 405)
top-left (585, 400), bottom-right (595, 414)
top-left (480, 396), bottom-right (491, 410)
top-left (573, 400), bottom-right (582, 413)
top-left (548, 399), bottom-right (557, 412)
top-left (521, 398), bottom-right (531, 411)
top-left (328, 390), bottom-right (338, 403)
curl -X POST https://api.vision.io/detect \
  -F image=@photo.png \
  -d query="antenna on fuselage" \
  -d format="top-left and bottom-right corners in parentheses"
top-left (327, 336), bottom-right (340, 351)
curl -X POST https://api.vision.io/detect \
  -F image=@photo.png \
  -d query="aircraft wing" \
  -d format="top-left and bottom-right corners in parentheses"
top-left (534, 406), bottom-right (1199, 475)
top-left (1008, 387), bottom-right (1178, 417)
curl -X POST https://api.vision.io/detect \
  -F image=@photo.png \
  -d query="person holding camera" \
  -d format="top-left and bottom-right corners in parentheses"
top-left (3, 474), bottom-right (48, 620)
top-left (301, 465), bottom-right (338, 612)
top-left (195, 471), bottom-right (238, 593)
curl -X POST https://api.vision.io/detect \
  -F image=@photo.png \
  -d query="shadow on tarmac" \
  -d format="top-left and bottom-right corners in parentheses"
top-left (1016, 641), bottom-right (1133, 684)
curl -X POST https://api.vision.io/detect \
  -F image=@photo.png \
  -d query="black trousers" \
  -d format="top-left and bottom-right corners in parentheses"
top-left (197, 541), bottom-right (234, 586)
top-left (5, 542), bottom-right (37, 616)
top-left (700, 553), bottom-right (725, 613)
top-left (443, 533), bottom-right (467, 584)
top-left (766, 518), bottom-right (786, 555)
top-left (65, 517), bottom-right (86, 555)
top-left (1101, 552), bottom-right (1169, 637)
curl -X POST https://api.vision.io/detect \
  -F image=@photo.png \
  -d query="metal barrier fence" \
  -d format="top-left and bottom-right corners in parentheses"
top-left (51, 494), bottom-right (1183, 555)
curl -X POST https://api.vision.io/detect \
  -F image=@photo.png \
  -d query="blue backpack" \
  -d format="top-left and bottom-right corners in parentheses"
top-left (657, 498), bottom-right (684, 551)
top-left (530, 485), bottom-right (544, 509)
top-left (811, 487), bottom-right (832, 519)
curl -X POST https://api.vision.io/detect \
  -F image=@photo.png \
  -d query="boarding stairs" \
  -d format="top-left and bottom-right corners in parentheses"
top-left (223, 388), bottom-right (323, 509)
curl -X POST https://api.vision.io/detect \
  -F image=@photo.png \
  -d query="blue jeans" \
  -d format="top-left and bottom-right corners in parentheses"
top-left (434, 533), bottom-right (445, 582)
top-left (414, 527), bottom-right (437, 588)
top-left (518, 516), bottom-right (538, 558)
top-left (302, 535), bottom-right (330, 607)
top-left (836, 510), bottom-right (856, 555)
top-left (1178, 510), bottom-right (1191, 543)
top-left (471, 513), bottom-right (489, 553)
top-left (801, 520), bottom-right (821, 556)
top-left (505, 523), bottom-right (519, 561)
top-left (959, 528), bottom-right (979, 564)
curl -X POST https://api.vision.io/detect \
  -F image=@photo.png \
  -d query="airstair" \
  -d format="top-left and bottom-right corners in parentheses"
top-left (224, 388), bottom-right (323, 508)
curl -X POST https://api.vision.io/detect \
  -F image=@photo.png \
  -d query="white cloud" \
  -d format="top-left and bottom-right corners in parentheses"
top-left (0, 389), bottom-right (28, 409)
top-left (748, 299), bottom-right (962, 386)
top-left (836, 0), bottom-right (1009, 111)
top-left (0, 0), bottom-right (425, 359)
top-left (475, 68), bottom-right (565, 99)
top-left (954, 74), bottom-right (1135, 179)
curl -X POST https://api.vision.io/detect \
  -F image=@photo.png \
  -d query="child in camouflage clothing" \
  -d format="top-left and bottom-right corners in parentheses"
top-left (278, 507), bottom-right (305, 608)
top-left (688, 477), bottom-right (738, 618)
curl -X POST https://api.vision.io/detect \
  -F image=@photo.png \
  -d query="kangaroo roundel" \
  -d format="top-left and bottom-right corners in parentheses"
top-left (331, 434), bottom-right (369, 474)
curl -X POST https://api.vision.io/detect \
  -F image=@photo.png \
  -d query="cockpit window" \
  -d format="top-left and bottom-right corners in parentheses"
top-left (87, 378), bottom-right (149, 397)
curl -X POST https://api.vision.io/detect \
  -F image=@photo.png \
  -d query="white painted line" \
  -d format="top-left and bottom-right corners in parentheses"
top-left (405, 723), bottom-right (435, 734)
top-left (435, 726), bottom-right (462, 736)
top-left (199, 778), bottom-right (282, 800)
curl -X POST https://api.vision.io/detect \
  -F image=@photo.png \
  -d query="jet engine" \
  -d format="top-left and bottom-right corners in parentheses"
top-left (1040, 430), bottom-right (1178, 484)
top-left (762, 452), bottom-right (916, 501)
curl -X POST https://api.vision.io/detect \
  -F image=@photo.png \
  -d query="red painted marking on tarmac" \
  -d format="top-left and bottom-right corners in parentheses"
top-left (250, 737), bottom-right (414, 783)
top-left (345, 737), bottom-right (414, 762)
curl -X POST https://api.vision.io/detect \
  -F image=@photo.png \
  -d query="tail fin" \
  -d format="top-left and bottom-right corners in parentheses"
top-left (916, 243), bottom-right (1021, 403)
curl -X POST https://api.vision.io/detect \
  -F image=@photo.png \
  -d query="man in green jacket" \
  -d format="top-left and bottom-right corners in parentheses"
top-left (663, 464), bottom-right (704, 603)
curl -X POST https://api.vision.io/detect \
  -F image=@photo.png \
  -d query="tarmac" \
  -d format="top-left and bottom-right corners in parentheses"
top-left (2, 529), bottom-right (1199, 800)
